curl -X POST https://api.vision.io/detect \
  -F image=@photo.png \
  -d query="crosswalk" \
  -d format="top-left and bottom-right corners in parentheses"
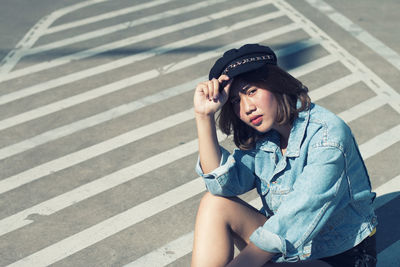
top-left (0, 0), bottom-right (399, 266)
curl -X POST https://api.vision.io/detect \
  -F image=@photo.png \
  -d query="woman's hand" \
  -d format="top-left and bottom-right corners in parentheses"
top-left (194, 75), bottom-right (231, 116)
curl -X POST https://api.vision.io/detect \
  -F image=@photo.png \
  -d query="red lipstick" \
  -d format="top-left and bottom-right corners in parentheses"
top-left (250, 115), bottom-right (262, 125)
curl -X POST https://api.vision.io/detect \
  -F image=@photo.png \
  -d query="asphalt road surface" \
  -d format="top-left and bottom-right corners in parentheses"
top-left (0, 0), bottom-right (399, 266)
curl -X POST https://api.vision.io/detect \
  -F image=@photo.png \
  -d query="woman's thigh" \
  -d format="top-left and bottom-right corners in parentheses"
top-left (192, 193), bottom-right (268, 265)
top-left (195, 193), bottom-right (333, 266)
top-left (198, 192), bottom-right (268, 245)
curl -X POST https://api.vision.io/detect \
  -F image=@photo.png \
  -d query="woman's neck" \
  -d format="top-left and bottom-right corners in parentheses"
top-left (273, 124), bottom-right (292, 155)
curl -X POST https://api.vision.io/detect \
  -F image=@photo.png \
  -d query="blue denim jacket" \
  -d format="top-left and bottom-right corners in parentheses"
top-left (196, 103), bottom-right (377, 262)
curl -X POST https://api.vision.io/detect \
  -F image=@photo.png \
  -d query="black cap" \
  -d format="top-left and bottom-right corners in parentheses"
top-left (208, 44), bottom-right (277, 80)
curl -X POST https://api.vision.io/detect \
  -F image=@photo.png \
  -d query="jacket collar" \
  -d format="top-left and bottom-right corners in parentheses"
top-left (285, 105), bottom-right (310, 157)
top-left (256, 130), bottom-right (280, 152)
top-left (256, 103), bottom-right (311, 157)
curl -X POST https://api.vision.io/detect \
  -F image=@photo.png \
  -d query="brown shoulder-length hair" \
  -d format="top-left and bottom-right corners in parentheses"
top-left (218, 64), bottom-right (311, 150)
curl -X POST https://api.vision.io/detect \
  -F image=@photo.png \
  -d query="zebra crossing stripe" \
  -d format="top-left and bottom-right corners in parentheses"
top-left (309, 74), bottom-right (359, 101)
top-left (5, 177), bottom-right (206, 267)
top-left (305, 0), bottom-right (400, 72)
top-left (9, 131), bottom-right (397, 267)
top-left (0, 0), bottom-right (273, 84)
top-left (275, 0), bottom-right (400, 114)
top-left (0, 78), bottom-right (203, 161)
top-left (289, 54), bottom-right (336, 78)
top-left (1, 20), bottom-right (293, 131)
top-left (337, 95), bottom-right (387, 123)
top-left (124, 198), bottom-right (262, 267)
top-left (45, 0), bottom-right (181, 34)
top-left (0, 10), bottom-right (286, 107)
top-left (374, 175), bottom-right (400, 210)
top-left (0, 137), bottom-right (202, 237)
top-left (2, 0), bottom-right (231, 82)
top-left (157, 23), bottom-right (299, 75)
top-left (27, 0), bottom-right (226, 56)
top-left (125, 175), bottom-right (400, 267)
top-left (123, 231), bottom-right (194, 267)
top-left (359, 124), bottom-right (400, 160)
top-left (0, 93), bottom-right (393, 249)
top-left (0, 21), bottom-right (297, 153)
top-left (0, 109), bottom-right (195, 195)
top-left (0, 47), bottom-right (387, 235)
top-left (0, 0), bottom-right (109, 76)
top-left (0, 37), bottom-right (315, 163)
top-left (0, 0), bottom-right (398, 266)
top-left (0, 47), bottom-right (334, 195)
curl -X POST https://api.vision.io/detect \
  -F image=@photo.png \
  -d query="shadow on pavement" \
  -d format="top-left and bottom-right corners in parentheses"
top-left (374, 192), bottom-right (400, 266)
top-left (375, 192), bottom-right (400, 252)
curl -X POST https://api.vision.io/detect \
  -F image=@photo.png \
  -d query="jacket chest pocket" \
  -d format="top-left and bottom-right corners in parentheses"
top-left (267, 174), bottom-right (293, 212)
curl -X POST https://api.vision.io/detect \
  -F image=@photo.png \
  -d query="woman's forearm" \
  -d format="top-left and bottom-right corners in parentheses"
top-left (195, 113), bottom-right (222, 174)
top-left (193, 75), bottom-right (231, 174)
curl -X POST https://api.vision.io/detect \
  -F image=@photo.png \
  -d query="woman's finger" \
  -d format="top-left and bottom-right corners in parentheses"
top-left (218, 74), bottom-right (230, 84)
top-left (207, 80), bottom-right (214, 101)
top-left (218, 75), bottom-right (232, 95)
top-left (212, 78), bottom-right (220, 101)
top-left (197, 82), bottom-right (209, 100)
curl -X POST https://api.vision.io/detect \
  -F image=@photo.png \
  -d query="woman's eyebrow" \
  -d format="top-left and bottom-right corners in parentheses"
top-left (240, 84), bottom-right (252, 92)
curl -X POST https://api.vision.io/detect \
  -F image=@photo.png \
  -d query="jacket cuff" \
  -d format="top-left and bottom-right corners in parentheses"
top-left (195, 147), bottom-right (231, 179)
top-left (250, 227), bottom-right (286, 254)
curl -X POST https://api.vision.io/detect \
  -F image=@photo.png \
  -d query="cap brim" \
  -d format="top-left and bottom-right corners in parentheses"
top-left (225, 61), bottom-right (269, 78)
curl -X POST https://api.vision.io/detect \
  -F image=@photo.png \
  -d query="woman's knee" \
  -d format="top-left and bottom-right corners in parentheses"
top-left (197, 192), bottom-right (238, 220)
top-left (199, 191), bottom-right (228, 206)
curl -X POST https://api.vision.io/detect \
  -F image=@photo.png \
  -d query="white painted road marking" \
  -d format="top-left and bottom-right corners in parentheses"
top-left (2, 101), bottom-right (396, 262)
top-left (125, 176), bottom-right (400, 267)
top-left (1, 0), bottom-right (399, 265)
top-left (0, 20), bottom-right (295, 159)
top-left (275, 0), bottom-right (400, 114)
top-left (0, 40), bottom-right (318, 186)
top-left (0, 11), bottom-right (287, 128)
top-left (45, 0), bottom-right (180, 34)
top-left (5, 177), bottom-right (207, 267)
top-left (0, 0), bottom-right (271, 85)
top-left (0, 0), bottom-right (109, 76)
top-left (305, 0), bottom-right (400, 72)
top-left (26, 0), bottom-right (222, 57)
top-left (0, 0), bottom-right (231, 83)
top-left (0, 51), bottom-right (341, 235)
top-left (0, 109), bottom-right (195, 195)
top-left (123, 232), bottom-right (194, 267)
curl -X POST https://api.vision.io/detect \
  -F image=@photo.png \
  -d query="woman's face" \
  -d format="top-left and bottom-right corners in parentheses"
top-left (230, 80), bottom-right (278, 133)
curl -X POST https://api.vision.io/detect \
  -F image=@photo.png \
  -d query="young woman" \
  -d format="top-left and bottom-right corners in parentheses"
top-left (191, 44), bottom-right (377, 267)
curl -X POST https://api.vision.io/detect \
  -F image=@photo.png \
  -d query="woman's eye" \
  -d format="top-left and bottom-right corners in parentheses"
top-left (248, 88), bottom-right (257, 95)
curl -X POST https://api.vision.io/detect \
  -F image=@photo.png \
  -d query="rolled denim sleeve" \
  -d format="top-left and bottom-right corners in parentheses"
top-left (250, 145), bottom-right (348, 256)
top-left (196, 146), bottom-right (257, 196)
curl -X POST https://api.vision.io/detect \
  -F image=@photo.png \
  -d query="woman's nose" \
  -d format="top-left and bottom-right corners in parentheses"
top-left (242, 97), bottom-right (255, 114)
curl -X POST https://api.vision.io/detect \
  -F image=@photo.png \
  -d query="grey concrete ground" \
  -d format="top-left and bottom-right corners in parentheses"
top-left (0, 0), bottom-right (399, 266)
top-left (0, 0), bottom-right (83, 61)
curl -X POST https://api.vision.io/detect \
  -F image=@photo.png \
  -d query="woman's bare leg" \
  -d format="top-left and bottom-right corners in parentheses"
top-left (191, 192), bottom-right (333, 267)
top-left (191, 192), bottom-right (268, 267)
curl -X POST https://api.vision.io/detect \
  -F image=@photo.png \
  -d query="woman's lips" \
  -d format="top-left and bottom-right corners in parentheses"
top-left (250, 115), bottom-right (262, 125)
